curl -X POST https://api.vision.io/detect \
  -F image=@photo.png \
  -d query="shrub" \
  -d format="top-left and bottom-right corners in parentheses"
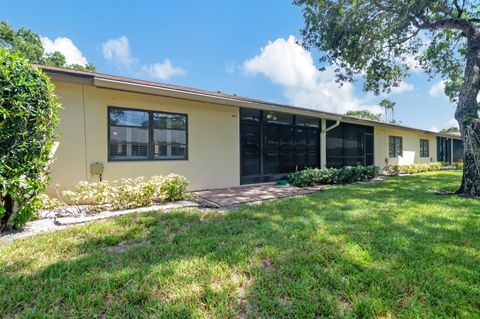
top-left (287, 165), bottom-right (379, 187)
top-left (454, 161), bottom-right (464, 170)
top-left (0, 49), bottom-right (61, 231)
top-left (36, 194), bottom-right (64, 211)
top-left (61, 174), bottom-right (191, 212)
top-left (386, 162), bottom-right (444, 175)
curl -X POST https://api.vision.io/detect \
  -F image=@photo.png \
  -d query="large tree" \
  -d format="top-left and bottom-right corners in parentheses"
top-left (0, 21), bottom-right (95, 72)
top-left (295, 0), bottom-right (480, 196)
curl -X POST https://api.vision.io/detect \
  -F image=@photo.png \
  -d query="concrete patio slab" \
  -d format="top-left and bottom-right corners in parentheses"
top-left (195, 184), bottom-right (323, 208)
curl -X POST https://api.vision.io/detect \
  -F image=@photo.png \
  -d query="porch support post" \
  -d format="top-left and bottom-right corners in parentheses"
top-left (320, 118), bottom-right (327, 168)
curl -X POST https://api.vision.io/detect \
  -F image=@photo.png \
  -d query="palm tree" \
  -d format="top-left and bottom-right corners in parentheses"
top-left (379, 99), bottom-right (396, 123)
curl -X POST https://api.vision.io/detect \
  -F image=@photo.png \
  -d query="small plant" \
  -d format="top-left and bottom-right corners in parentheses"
top-left (287, 165), bottom-right (379, 187)
top-left (60, 174), bottom-right (191, 212)
top-left (36, 194), bottom-right (65, 211)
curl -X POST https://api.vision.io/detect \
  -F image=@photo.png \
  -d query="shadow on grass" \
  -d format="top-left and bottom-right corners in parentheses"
top-left (0, 171), bottom-right (479, 318)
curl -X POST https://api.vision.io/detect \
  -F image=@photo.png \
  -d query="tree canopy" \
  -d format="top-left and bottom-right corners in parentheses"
top-left (441, 126), bottom-right (460, 132)
top-left (295, 0), bottom-right (480, 195)
top-left (295, 0), bottom-right (479, 101)
top-left (0, 21), bottom-right (95, 71)
top-left (345, 109), bottom-right (383, 121)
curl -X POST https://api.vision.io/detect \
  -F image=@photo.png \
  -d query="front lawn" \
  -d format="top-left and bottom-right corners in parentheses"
top-left (1, 171), bottom-right (479, 318)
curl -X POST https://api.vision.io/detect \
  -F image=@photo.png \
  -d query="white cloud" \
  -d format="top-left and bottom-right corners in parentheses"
top-left (390, 81), bottom-right (414, 94)
top-left (42, 36), bottom-right (88, 66)
top-left (429, 127), bottom-right (440, 132)
top-left (243, 35), bottom-right (377, 114)
top-left (429, 80), bottom-right (446, 97)
top-left (102, 36), bottom-right (135, 68)
top-left (447, 118), bottom-right (459, 128)
top-left (102, 36), bottom-right (184, 81)
top-left (141, 59), bottom-right (185, 81)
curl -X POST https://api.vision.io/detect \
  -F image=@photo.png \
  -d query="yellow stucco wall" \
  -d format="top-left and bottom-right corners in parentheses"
top-left (48, 78), bottom-right (454, 195)
top-left (373, 126), bottom-right (437, 170)
top-left (47, 82), bottom-right (240, 194)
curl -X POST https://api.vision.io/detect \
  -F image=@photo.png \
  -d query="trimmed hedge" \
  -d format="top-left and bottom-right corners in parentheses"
top-left (386, 162), bottom-right (443, 175)
top-left (287, 165), bottom-right (379, 187)
top-left (386, 162), bottom-right (463, 175)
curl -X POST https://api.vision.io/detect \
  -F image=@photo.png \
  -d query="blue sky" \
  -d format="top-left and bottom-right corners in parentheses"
top-left (3, 0), bottom-right (458, 131)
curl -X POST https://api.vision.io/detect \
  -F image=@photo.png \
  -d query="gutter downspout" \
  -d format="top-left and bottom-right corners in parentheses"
top-left (320, 119), bottom-right (341, 168)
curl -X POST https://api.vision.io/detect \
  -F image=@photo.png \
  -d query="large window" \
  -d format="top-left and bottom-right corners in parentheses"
top-left (109, 107), bottom-right (187, 161)
top-left (420, 139), bottom-right (429, 158)
top-left (389, 136), bottom-right (402, 158)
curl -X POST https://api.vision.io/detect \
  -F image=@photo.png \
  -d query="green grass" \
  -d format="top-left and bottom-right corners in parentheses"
top-left (1, 171), bottom-right (479, 318)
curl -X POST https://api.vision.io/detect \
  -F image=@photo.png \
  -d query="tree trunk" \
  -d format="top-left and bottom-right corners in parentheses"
top-left (0, 195), bottom-right (14, 232)
top-left (456, 35), bottom-right (480, 196)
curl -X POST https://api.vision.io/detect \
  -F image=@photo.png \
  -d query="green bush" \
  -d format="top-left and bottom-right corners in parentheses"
top-left (386, 162), bottom-right (444, 175)
top-left (287, 165), bottom-right (379, 187)
top-left (61, 174), bottom-right (191, 211)
top-left (454, 161), bottom-right (464, 170)
top-left (0, 49), bottom-right (61, 230)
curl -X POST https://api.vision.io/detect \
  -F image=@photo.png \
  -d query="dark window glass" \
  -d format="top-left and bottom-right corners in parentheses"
top-left (437, 137), bottom-right (452, 162)
top-left (240, 109), bottom-right (261, 122)
top-left (279, 126), bottom-right (294, 150)
top-left (453, 139), bottom-right (463, 162)
top-left (279, 150), bottom-right (295, 173)
top-left (420, 139), bottom-right (429, 157)
top-left (326, 122), bottom-right (374, 168)
top-left (153, 112), bottom-right (187, 160)
top-left (306, 129), bottom-right (318, 149)
top-left (307, 150), bottom-right (319, 168)
top-left (326, 125), bottom-right (343, 158)
top-left (109, 120), bottom-right (149, 160)
top-left (241, 124), bottom-right (260, 177)
top-left (263, 111), bottom-right (293, 125)
top-left (389, 136), bottom-right (402, 158)
top-left (264, 150), bottom-right (280, 174)
top-left (296, 115), bottom-right (320, 128)
top-left (153, 113), bottom-right (187, 130)
top-left (109, 107), bottom-right (187, 161)
top-left (344, 124), bottom-right (362, 157)
top-left (264, 125), bottom-right (279, 149)
top-left (294, 128), bottom-right (307, 150)
top-left (109, 109), bottom-right (149, 127)
top-left (296, 151), bottom-right (307, 170)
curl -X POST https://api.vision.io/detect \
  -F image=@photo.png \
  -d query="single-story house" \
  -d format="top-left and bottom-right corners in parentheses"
top-left (37, 65), bottom-right (463, 194)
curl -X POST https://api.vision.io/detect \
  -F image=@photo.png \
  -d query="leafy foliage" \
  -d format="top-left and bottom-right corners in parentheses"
top-left (0, 21), bottom-right (95, 71)
top-left (386, 162), bottom-right (444, 175)
top-left (62, 174), bottom-right (191, 211)
top-left (440, 126), bottom-right (459, 132)
top-left (345, 109), bottom-right (383, 121)
top-left (0, 49), bottom-right (61, 230)
top-left (294, 0), bottom-right (479, 100)
top-left (288, 165), bottom-right (379, 187)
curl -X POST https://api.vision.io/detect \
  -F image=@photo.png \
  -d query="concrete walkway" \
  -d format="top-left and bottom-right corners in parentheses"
top-left (195, 184), bottom-right (324, 208)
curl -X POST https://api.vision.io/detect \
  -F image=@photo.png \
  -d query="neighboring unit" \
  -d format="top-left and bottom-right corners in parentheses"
top-left (38, 65), bottom-right (463, 194)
